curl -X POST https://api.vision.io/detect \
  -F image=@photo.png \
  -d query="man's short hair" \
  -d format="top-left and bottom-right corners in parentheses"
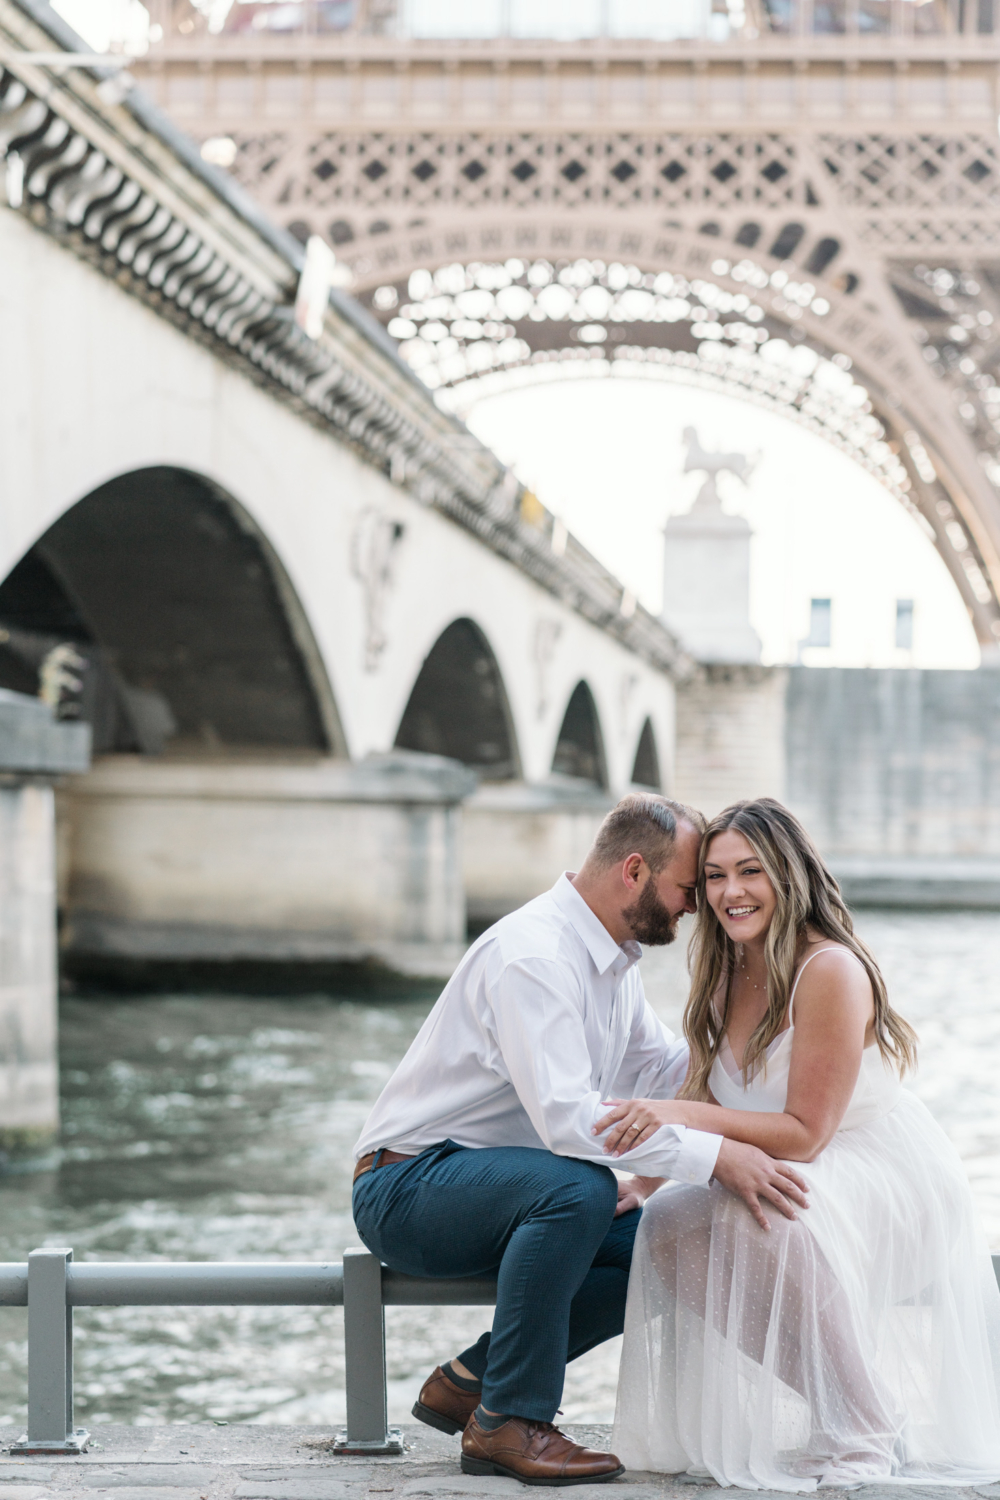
top-left (588, 793), bottom-right (706, 875)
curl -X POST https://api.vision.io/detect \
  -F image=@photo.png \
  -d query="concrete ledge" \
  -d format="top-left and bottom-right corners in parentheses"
top-left (831, 857), bottom-right (1000, 909)
top-left (0, 1423), bottom-right (891, 1498)
top-left (466, 777), bottom-right (613, 814)
top-left (70, 752), bottom-right (478, 805)
top-left (61, 914), bottom-right (464, 986)
top-left (0, 690), bottom-right (90, 776)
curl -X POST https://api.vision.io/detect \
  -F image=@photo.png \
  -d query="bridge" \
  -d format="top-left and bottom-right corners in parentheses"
top-left (0, 0), bottom-right (703, 1050)
top-left (131, 0), bottom-right (1000, 655)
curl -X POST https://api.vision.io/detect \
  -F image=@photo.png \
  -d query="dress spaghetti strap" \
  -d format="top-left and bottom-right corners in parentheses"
top-left (788, 944), bottom-right (865, 1024)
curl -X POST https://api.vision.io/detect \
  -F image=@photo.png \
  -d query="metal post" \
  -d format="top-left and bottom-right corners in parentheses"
top-left (334, 1248), bottom-right (401, 1455)
top-left (13, 1248), bottom-right (89, 1454)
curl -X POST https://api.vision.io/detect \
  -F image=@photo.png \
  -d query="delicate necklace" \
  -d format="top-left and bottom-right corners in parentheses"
top-left (738, 945), bottom-right (767, 994)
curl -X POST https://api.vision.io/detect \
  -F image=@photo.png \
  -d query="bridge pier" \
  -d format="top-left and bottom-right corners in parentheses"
top-left (673, 665), bottom-right (788, 820)
top-left (59, 752), bottom-right (476, 986)
top-left (0, 693), bottom-right (89, 1163)
top-left (463, 779), bottom-right (613, 932)
top-left (59, 762), bottom-right (664, 978)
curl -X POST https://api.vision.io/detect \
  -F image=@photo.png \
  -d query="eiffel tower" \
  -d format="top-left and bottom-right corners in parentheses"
top-left (134, 0), bottom-right (1000, 652)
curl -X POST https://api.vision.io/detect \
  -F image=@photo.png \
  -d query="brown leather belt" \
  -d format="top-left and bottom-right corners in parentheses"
top-left (353, 1148), bottom-right (415, 1183)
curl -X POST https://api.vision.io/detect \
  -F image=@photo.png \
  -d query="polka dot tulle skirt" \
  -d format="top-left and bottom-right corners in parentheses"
top-left (614, 1085), bottom-right (1000, 1490)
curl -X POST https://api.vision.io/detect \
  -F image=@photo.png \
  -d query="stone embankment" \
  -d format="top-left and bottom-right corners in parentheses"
top-left (0, 1426), bottom-right (996, 1500)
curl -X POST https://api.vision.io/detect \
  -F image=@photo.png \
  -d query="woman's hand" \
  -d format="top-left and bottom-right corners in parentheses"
top-left (595, 1098), bottom-right (690, 1156)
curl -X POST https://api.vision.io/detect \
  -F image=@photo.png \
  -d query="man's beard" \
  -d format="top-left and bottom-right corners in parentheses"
top-left (622, 879), bottom-right (681, 946)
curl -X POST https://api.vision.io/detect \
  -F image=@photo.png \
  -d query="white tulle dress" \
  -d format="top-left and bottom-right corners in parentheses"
top-left (613, 947), bottom-right (1000, 1490)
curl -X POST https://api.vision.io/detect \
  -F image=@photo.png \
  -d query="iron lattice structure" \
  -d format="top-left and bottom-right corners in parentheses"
top-left (135, 0), bottom-right (1000, 647)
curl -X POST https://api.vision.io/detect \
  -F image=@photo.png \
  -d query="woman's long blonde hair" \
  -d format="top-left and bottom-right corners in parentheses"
top-left (679, 797), bottom-right (917, 1102)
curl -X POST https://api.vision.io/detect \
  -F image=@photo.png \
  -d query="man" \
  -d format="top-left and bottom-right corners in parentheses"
top-left (352, 793), bottom-right (808, 1485)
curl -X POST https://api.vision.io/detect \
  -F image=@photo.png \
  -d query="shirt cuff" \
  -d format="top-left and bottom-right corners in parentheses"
top-left (670, 1125), bottom-right (723, 1185)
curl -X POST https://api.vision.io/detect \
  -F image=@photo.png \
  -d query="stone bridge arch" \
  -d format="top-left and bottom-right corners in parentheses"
top-left (394, 616), bottom-right (521, 780)
top-left (631, 717), bottom-right (662, 792)
top-left (552, 679), bottom-right (608, 790)
top-left (0, 465), bottom-right (346, 757)
top-left (349, 219), bottom-right (1000, 653)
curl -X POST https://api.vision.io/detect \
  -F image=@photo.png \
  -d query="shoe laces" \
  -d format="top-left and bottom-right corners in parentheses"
top-left (524, 1420), bottom-right (560, 1446)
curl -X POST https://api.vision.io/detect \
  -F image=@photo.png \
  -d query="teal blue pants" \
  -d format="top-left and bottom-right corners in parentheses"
top-left (352, 1140), bottom-right (641, 1422)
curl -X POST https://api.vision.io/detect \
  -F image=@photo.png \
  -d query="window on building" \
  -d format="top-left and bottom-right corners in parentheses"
top-left (895, 598), bottom-right (915, 651)
top-left (804, 597), bottom-right (832, 648)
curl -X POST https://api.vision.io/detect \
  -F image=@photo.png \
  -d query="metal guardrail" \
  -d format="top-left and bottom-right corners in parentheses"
top-left (0, 1248), bottom-right (497, 1456)
top-left (2, 1248), bottom-right (999, 1456)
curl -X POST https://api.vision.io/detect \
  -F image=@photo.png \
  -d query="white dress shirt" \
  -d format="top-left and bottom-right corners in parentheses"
top-left (354, 873), bottom-right (722, 1185)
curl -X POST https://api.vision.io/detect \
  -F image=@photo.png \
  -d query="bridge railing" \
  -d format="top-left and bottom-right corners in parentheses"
top-left (0, 1248), bottom-right (497, 1457)
top-left (3, 1247), bottom-right (999, 1455)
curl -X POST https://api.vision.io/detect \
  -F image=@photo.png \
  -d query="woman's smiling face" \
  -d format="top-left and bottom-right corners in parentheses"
top-left (703, 828), bottom-right (778, 945)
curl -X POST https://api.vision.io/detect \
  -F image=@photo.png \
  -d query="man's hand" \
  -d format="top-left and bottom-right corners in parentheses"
top-left (615, 1178), bottom-right (645, 1215)
top-left (614, 1175), bottom-right (665, 1216)
top-left (711, 1140), bottom-right (809, 1230)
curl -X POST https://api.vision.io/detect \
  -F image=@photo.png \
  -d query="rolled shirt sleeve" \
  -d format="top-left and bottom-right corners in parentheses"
top-left (488, 956), bottom-right (721, 1185)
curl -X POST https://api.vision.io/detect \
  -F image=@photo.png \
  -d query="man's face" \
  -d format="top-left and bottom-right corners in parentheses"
top-left (622, 821), bottom-right (701, 946)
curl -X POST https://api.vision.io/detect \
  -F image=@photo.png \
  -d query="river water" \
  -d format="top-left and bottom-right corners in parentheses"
top-left (0, 909), bottom-right (997, 1433)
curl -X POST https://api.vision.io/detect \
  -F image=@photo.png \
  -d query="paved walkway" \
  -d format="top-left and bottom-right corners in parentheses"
top-left (1, 1426), bottom-right (998, 1500)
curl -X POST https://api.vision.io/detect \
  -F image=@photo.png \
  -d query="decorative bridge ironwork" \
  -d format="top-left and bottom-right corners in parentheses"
top-left (130, 0), bottom-right (1000, 652)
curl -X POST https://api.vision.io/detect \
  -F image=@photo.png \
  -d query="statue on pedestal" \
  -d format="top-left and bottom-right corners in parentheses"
top-left (682, 426), bottom-right (757, 508)
top-left (661, 428), bottom-right (763, 664)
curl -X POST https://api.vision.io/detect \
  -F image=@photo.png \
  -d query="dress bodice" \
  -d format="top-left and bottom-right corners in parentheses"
top-left (707, 946), bottom-right (901, 1130)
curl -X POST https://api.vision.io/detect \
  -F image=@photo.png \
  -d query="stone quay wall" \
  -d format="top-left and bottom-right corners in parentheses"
top-left (675, 664), bottom-right (1000, 906)
top-left (785, 667), bottom-right (1000, 860)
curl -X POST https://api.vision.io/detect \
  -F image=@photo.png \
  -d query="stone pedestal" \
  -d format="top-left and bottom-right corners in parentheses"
top-left (661, 501), bottom-right (762, 664)
top-left (0, 691), bottom-right (90, 1161)
top-left (60, 751), bottom-right (476, 983)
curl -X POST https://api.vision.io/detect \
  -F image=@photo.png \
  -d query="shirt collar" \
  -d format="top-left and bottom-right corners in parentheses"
top-left (550, 872), bottom-right (638, 977)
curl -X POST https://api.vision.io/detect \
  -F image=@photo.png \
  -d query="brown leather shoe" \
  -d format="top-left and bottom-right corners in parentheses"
top-left (411, 1365), bottom-right (482, 1436)
top-left (461, 1412), bottom-right (625, 1486)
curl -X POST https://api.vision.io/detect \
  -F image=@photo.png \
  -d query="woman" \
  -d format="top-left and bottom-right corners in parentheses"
top-left (600, 798), bottom-right (1000, 1490)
